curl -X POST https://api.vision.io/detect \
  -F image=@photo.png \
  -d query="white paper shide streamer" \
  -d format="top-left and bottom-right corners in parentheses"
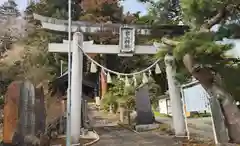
top-left (117, 74), bottom-right (121, 79)
top-left (133, 75), bottom-right (137, 86)
top-left (90, 61), bottom-right (97, 73)
top-left (155, 63), bottom-right (161, 74)
top-left (107, 72), bottom-right (112, 83)
top-left (148, 70), bottom-right (152, 76)
top-left (125, 76), bottom-right (130, 87)
top-left (142, 72), bottom-right (148, 84)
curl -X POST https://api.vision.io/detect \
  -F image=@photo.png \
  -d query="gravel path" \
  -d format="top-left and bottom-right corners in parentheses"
top-left (88, 104), bottom-right (183, 146)
top-left (94, 126), bottom-right (181, 146)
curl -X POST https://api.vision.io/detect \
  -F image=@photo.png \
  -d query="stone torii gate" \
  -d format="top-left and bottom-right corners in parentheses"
top-left (34, 14), bottom-right (186, 144)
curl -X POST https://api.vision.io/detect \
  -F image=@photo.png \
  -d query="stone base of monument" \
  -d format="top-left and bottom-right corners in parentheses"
top-left (80, 130), bottom-right (99, 139)
top-left (135, 123), bottom-right (159, 132)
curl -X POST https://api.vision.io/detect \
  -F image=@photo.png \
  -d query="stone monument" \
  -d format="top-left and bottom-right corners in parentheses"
top-left (135, 84), bottom-right (155, 125)
top-left (135, 84), bottom-right (159, 132)
top-left (3, 80), bottom-right (46, 145)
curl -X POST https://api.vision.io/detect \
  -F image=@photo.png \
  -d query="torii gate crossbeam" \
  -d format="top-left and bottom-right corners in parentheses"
top-left (48, 43), bottom-right (161, 54)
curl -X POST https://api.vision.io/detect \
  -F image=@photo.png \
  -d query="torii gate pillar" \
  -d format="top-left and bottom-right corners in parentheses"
top-left (164, 54), bottom-right (186, 136)
top-left (70, 32), bottom-right (83, 143)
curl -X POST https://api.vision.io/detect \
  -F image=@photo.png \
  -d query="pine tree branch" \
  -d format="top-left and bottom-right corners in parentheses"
top-left (161, 13), bottom-right (226, 45)
top-left (161, 1), bottom-right (238, 45)
top-left (201, 7), bottom-right (228, 30)
top-left (160, 3), bottom-right (233, 87)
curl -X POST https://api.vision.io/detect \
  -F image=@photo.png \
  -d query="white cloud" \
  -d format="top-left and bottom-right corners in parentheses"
top-left (120, 0), bottom-right (148, 15)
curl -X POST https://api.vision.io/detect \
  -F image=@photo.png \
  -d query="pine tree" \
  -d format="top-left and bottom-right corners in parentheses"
top-left (150, 0), bottom-right (240, 143)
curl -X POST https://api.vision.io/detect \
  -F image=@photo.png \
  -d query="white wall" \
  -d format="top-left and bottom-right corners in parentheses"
top-left (217, 38), bottom-right (240, 58)
top-left (159, 82), bottom-right (211, 115)
top-left (158, 99), bottom-right (168, 114)
top-left (182, 83), bottom-right (210, 113)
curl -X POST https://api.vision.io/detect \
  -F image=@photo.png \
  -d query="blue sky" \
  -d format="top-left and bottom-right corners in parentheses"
top-left (0, 0), bottom-right (148, 15)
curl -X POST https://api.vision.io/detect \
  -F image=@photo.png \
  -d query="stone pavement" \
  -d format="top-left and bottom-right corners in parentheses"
top-left (88, 104), bottom-right (182, 146)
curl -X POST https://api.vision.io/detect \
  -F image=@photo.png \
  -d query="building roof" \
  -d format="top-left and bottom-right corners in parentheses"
top-left (56, 70), bottom-right (95, 88)
top-left (49, 70), bottom-right (96, 96)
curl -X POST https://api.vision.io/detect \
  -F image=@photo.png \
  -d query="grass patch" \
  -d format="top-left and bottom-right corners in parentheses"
top-left (189, 112), bottom-right (211, 118)
top-left (153, 111), bottom-right (171, 118)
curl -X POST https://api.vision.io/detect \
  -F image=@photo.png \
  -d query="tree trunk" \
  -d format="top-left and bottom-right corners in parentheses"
top-left (183, 54), bottom-right (240, 143)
